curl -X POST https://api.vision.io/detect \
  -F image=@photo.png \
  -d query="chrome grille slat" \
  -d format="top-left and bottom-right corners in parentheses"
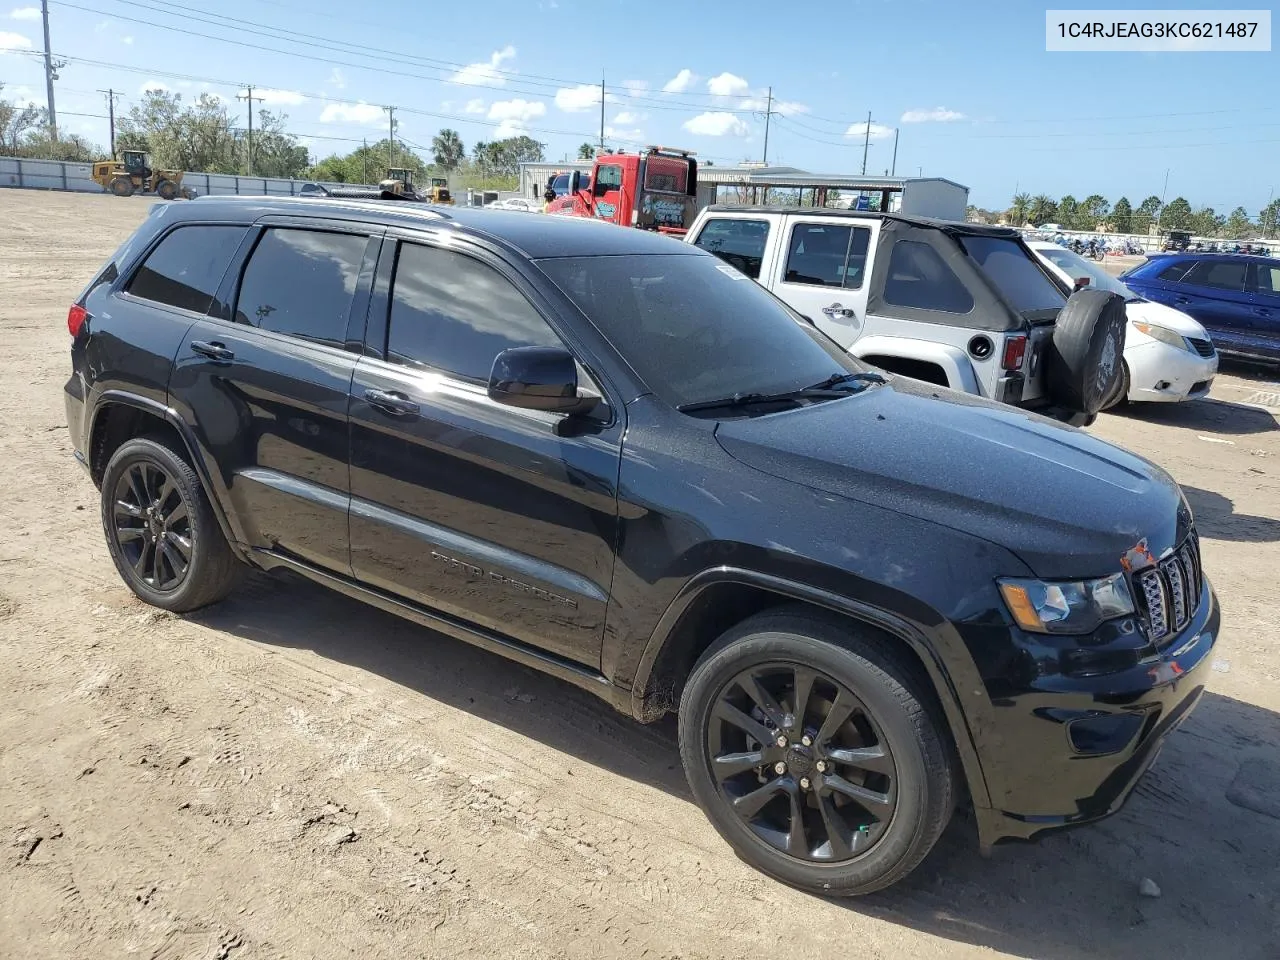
top-left (1132, 534), bottom-right (1202, 643)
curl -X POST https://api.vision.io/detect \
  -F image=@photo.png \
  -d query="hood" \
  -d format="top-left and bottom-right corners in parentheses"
top-left (1124, 299), bottom-right (1210, 339)
top-left (714, 379), bottom-right (1189, 580)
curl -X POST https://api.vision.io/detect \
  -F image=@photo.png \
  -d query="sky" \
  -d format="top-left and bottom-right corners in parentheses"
top-left (0, 0), bottom-right (1275, 212)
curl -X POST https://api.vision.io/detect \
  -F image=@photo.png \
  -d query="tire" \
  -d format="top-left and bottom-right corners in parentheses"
top-left (181, 187), bottom-right (198, 200)
top-left (1045, 287), bottom-right (1127, 417)
top-left (100, 436), bottom-right (241, 612)
top-left (156, 179), bottom-right (178, 200)
top-left (108, 176), bottom-right (134, 197)
top-left (678, 608), bottom-right (954, 896)
top-left (1102, 361), bottom-right (1131, 411)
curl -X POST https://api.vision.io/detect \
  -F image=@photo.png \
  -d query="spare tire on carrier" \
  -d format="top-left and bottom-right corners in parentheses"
top-left (1044, 288), bottom-right (1127, 418)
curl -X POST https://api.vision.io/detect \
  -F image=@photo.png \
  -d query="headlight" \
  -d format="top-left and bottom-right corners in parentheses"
top-left (999, 573), bottom-right (1135, 634)
top-left (1133, 320), bottom-right (1192, 353)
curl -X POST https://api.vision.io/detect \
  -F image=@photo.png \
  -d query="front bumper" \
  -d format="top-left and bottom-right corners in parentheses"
top-left (973, 578), bottom-right (1219, 848)
top-left (1125, 339), bottom-right (1217, 403)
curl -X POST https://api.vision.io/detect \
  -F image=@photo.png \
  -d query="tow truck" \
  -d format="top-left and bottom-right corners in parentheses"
top-left (545, 145), bottom-right (698, 234)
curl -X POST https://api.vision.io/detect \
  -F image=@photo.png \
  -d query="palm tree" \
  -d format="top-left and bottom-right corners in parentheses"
top-left (1008, 192), bottom-right (1031, 226)
top-left (1027, 194), bottom-right (1056, 227)
top-left (431, 128), bottom-right (465, 171)
top-left (472, 140), bottom-right (489, 174)
top-left (577, 142), bottom-right (595, 160)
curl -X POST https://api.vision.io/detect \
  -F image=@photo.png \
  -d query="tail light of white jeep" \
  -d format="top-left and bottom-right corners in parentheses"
top-left (1002, 334), bottom-right (1027, 371)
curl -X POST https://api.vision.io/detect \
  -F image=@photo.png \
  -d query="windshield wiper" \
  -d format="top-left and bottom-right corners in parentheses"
top-left (803, 371), bottom-right (886, 391)
top-left (677, 373), bottom-right (884, 414)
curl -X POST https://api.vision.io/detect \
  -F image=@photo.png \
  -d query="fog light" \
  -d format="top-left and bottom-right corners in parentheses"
top-left (1066, 712), bottom-right (1144, 756)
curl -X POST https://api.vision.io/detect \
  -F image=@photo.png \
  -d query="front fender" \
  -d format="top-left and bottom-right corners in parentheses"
top-left (851, 335), bottom-right (980, 394)
top-left (630, 565), bottom-right (993, 811)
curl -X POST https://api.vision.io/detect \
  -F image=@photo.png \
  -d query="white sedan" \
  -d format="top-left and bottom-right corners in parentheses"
top-left (484, 198), bottom-right (540, 213)
top-left (1027, 241), bottom-right (1218, 405)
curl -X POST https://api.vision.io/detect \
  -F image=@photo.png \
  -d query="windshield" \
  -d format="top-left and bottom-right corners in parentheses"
top-left (1036, 245), bottom-right (1135, 298)
top-left (959, 235), bottom-right (1067, 314)
top-left (537, 254), bottom-right (864, 409)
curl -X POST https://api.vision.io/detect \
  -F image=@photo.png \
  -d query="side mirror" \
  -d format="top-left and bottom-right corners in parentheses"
top-left (1074, 276), bottom-right (1091, 290)
top-left (488, 346), bottom-right (599, 416)
top-left (568, 171), bottom-right (581, 194)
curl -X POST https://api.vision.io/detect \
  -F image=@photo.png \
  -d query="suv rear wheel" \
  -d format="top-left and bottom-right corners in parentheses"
top-left (678, 609), bottom-right (954, 896)
top-left (100, 436), bottom-right (241, 612)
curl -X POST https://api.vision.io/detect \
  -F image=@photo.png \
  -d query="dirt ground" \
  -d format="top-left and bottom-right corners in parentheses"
top-left (1, 189), bottom-right (1278, 960)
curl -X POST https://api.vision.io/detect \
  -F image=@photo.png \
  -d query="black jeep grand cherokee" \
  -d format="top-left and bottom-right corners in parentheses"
top-left (65, 197), bottom-right (1218, 895)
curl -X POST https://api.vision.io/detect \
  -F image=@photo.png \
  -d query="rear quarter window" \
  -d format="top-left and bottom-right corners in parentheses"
top-left (125, 225), bottom-right (248, 314)
top-left (883, 240), bottom-right (974, 314)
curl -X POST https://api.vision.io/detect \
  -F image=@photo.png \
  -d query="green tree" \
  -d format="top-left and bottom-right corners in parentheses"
top-left (1224, 206), bottom-right (1254, 239)
top-left (118, 90), bottom-right (238, 173)
top-left (1160, 196), bottom-right (1193, 231)
top-left (1057, 195), bottom-right (1081, 229)
top-left (473, 135), bottom-right (545, 178)
top-left (1134, 195), bottom-right (1162, 233)
top-left (1008, 191), bottom-right (1031, 226)
top-left (1027, 194), bottom-right (1057, 226)
top-left (1111, 196), bottom-right (1133, 233)
top-left (1081, 194), bottom-right (1110, 228)
top-left (577, 142), bottom-right (596, 160)
top-left (431, 128), bottom-right (465, 170)
top-left (244, 109), bottom-right (309, 178)
top-left (1260, 199), bottom-right (1280, 238)
top-left (16, 131), bottom-right (99, 162)
top-left (1188, 206), bottom-right (1225, 237)
top-left (0, 83), bottom-right (47, 154)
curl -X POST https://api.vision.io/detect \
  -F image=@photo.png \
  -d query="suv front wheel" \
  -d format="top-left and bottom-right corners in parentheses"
top-left (678, 608), bottom-right (954, 896)
top-left (100, 436), bottom-right (241, 612)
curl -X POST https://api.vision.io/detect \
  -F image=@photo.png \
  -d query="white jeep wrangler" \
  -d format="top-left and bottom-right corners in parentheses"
top-left (686, 206), bottom-right (1125, 424)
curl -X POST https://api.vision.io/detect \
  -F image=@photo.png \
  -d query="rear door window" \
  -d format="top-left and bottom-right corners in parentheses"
top-left (883, 239), bottom-right (975, 313)
top-left (386, 242), bottom-right (564, 383)
top-left (784, 223), bottom-right (871, 289)
top-left (959, 235), bottom-right (1066, 313)
top-left (1156, 261), bottom-right (1193, 282)
top-left (1182, 259), bottom-right (1247, 291)
top-left (126, 225), bottom-right (247, 314)
top-left (693, 219), bottom-right (769, 279)
top-left (234, 227), bottom-right (369, 348)
top-left (1253, 264), bottom-right (1280, 294)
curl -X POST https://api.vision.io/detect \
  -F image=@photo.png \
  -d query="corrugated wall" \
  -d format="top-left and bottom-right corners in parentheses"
top-left (0, 157), bottom-right (372, 197)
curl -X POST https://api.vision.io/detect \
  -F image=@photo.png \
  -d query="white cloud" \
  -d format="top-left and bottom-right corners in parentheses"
top-left (138, 79), bottom-right (170, 94)
top-left (662, 69), bottom-right (697, 93)
top-left (622, 79), bottom-right (648, 95)
top-left (554, 83), bottom-right (616, 113)
top-left (450, 45), bottom-right (515, 87)
top-left (706, 72), bottom-right (748, 96)
top-left (604, 125), bottom-right (643, 142)
top-left (253, 88), bottom-right (306, 106)
top-left (494, 119), bottom-right (529, 137)
top-left (845, 121), bottom-right (894, 140)
top-left (612, 110), bottom-right (642, 125)
top-left (464, 98), bottom-right (485, 114)
top-left (6, 83), bottom-right (36, 103)
top-left (487, 98), bottom-right (545, 123)
top-left (8, 7), bottom-right (39, 20)
top-left (683, 111), bottom-right (748, 137)
top-left (319, 101), bottom-right (384, 125)
top-left (738, 96), bottom-right (809, 114)
top-left (329, 68), bottom-right (346, 89)
top-left (92, 19), bottom-right (109, 31)
top-left (121, 34), bottom-right (133, 44)
top-left (0, 29), bottom-right (32, 51)
top-left (900, 106), bottom-right (966, 123)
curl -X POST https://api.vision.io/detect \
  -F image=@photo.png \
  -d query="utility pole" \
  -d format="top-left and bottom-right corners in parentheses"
top-left (40, 0), bottom-right (57, 141)
top-left (1156, 167), bottom-right (1170, 234)
top-left (762, 87), bottom-right (772, 165)
top-left (238, 86), bottom-right (262, 175)
top-left (384, 105), bottom-right (396, 170)
top-left (891, 127), bottom-right (899, 176)
top-left (860, 110), bottom-right (872, 176)
top-left (98, 88), bottom-right (122, 156)
top-left (598, 71), bottom-right (605, 152)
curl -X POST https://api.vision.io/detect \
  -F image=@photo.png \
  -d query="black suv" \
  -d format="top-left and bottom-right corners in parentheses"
top-left (65, 197), bottom-right (1219, 895)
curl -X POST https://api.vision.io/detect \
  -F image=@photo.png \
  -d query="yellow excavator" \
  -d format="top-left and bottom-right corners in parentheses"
top-left (378, 168), bottom-right (454, 205)
top-left (91, 150), bottom-right (196, 200)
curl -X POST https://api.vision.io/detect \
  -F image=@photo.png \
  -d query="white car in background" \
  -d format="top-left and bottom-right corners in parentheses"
top-left (484, 197), bottom-right (540, 213)
top-left (1027, 240), bottom-right (1218, 405)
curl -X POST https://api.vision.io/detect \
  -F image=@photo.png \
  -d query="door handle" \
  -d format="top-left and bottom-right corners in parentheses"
top-left (1173, 296), bottom-right (1191, 304)
top-left (822, 303), bottom-right (856, 319)
top-left (190, 340), bottom-right (235, 362)
top-left (364, 388), bottom-right (420, 417)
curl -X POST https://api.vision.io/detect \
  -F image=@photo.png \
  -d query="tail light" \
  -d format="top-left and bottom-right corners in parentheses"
top-left (67, 303), bottom-right (90, 338)
top-left (1002, 334), bottom-right (1027, 371)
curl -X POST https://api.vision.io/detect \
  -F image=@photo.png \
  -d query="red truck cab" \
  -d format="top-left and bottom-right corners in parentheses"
top-left (546, 146), bottom-right (699, 234)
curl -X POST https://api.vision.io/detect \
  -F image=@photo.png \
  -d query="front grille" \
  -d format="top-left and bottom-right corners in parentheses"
top-left (1188, 337), bottom-right (1216, 358)
top-left (1132, 534), bottom-right (1203, 644)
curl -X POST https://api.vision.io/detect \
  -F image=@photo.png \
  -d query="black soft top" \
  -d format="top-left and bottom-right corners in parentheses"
top-left (182, 195), bottom-right (699, 259)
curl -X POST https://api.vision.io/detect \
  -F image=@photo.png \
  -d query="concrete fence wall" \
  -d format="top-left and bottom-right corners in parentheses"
top-left (0, 156), bottom-right (373, 197)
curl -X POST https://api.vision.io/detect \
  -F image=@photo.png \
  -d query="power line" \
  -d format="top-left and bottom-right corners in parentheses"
top-left (97, 87), bottom-right (122, 154)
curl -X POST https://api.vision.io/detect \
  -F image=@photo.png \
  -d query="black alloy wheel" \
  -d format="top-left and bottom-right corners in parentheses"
top-left (111, 460), bottom-right (193, 592)
top-left (707, 662), bottom-right (897, 862)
